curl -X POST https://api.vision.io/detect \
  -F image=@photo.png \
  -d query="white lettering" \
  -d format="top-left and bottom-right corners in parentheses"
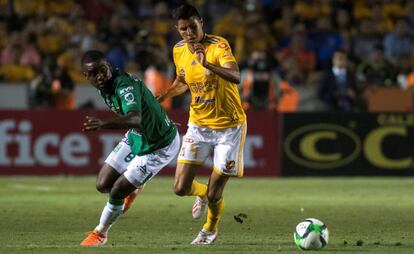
top-left (14, 120), bottom-right (35, 166)
top-left (34, 134), bottom-right (59, 166)
top-left (243, 135), bottom-right (263, 168)
top-left (61, 134), bottom-right (90, 166)
top-left (0, 120), bottom-right (14, 165)
top-left (119, 86), bottom-right (134, 95)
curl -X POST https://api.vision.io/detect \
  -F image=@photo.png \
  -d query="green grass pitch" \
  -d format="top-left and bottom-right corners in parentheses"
top-left (1, 176), bottom-right (413, 254)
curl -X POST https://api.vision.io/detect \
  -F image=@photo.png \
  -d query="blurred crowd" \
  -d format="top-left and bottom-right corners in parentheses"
top-left (1, 0), bottom-right (414, 111)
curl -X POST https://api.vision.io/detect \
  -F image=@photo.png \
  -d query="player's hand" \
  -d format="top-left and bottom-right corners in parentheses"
top-left (193, 43), bottom-right (207, 67)
top-left (156, 93), bottom-right (164, 102)
top-left (82, 116), bottom-right (104, 131)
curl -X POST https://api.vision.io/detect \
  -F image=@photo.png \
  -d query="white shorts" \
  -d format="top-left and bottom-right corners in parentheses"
top-left (177, 123), bottom-right (247, 177)
top-left (105, 130), bottom-right (180, 187)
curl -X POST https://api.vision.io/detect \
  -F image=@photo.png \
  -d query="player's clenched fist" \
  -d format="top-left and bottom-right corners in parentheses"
top-left (192, 43), bottom-right (206, 67)
top-left (83, 116), bottom-right (104, 131)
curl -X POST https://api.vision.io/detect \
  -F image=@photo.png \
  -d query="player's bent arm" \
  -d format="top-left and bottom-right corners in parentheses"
top-left (157, 78), bottom-right (188, 103)
top-left (100, 111), bottom-right (142, 130)
top-left (205, 61), bottom-right (240, 84)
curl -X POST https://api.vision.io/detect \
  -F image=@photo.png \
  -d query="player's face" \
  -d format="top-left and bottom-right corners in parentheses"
top-left (176, 17), bottom-right (204, 43)
top-left (82, 60), bottom-right (112, 90)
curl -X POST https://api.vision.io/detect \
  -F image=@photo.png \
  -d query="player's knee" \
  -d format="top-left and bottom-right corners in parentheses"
top-left (207, 192), bottom-right (222, 203)
top-left (96, 181), bottom-right (111, 193)
top-left (173, 182), bottom-right (189, 196)
top-left (109, 183), bottom-right (125, 200)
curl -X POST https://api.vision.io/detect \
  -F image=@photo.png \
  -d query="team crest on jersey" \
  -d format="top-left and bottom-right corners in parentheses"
top-left (222, 160), bottom-right (236, 174)
top-left (191, 60), bottom-right (196, 65)
top-left (124, 93), bottom-right (135, 105)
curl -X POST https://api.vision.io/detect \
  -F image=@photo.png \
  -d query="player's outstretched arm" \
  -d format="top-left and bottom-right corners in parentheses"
top-left (157, 78), bottom-right (188, 103)
top-left (82, 112), bottom-right (142, 131)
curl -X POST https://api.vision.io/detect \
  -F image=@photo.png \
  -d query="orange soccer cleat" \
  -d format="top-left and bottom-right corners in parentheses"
top-left (123, 187), bottom-right (144, 213)
top-left (80, 230), bottom-right (107, 246)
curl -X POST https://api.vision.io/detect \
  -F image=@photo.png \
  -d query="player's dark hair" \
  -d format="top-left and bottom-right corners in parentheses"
top-left (172, 4), bottom-right (201, 20)
top-left (81, 50), bottom-right (104, 65)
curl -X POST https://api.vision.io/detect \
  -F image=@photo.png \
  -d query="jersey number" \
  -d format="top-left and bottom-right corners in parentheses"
top-left (124, 152), bottom-right (136, 162)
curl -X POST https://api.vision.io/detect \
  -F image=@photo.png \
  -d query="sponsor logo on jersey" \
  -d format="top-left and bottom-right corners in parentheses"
top-left (223, 160), bottom-right (236, 174)
top-left (139, 165), bottom-right (147, 174)
top-left (184, 138), bottom-right (194, 143)
top-left (194, 96), bottom-right (215, 104)
top-left (222, 53), bottom-right (233, 59)
top-left (225, 160), bottom-right (235, 170)
top-left (119, 86), bottom-right (134, 95)
top-left (218, 42), bottom-right (230, 50)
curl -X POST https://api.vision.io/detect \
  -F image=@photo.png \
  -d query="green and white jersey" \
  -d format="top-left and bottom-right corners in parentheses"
top-left (99, 69), bottom-right (176, 156)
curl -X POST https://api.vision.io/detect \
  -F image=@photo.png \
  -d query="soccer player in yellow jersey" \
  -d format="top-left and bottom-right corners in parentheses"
top-left (158, 4), bottom-right (247, 244)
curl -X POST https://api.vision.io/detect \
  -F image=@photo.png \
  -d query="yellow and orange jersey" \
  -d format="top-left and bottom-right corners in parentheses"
top-left (173, 34), bottom-right (246, 129)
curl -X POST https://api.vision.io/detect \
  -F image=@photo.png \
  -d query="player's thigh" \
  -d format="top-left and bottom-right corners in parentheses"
top-left (213, 123), bottom-right (247, 177)
top-left (96, 163), bottom-right (121, 193)
top-left (175, 125), bottom-right (212, 192)
top-left (206, 170), bottom-right (230, 202)
top-left (98, 136), bottom-right (135, 191)
top-left (104, 136), bottom-right (136, 174)
top-left (177, 125), bottom-right (212, 166)
top-left (124, 131), bottom-right (181, 188)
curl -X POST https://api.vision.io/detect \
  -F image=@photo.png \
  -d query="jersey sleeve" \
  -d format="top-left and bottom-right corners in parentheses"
top-left (215, 38), bottom-right (237, 66)
top-left (173, 48), bottom-right (179, 77)
top-left (173, 42), bottom-right (186, 79)
top-left (116, 79), bottom-right (142, 114)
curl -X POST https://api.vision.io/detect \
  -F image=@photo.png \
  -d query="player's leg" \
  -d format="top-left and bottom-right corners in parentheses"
top-left (95, 163), bottom-right (120, 193)
top-left (191, 172), bottom-right (228, 244)
top-left (204, 172), bottom-right (229, 232)
top-left (174, 162), bottom-right (209, 219)
top-left (122, 185), bottom-right (144, 213)
top-left (103, 137), bottom-right (145, 212)
top-left (174, 125), bottom-right (212, 218)
top-left (192, 123), bottom-right (246, 244)
top-left (82, 131), bottom-right (180, 246)
top-left (173, 163), bottom-right (202, 196)
top-left (81, 171), bottom-right (124, 246)
top-left (93, 176), bottom-right (136, 239)
top-left (81, 137), bottom-right (141, 246)
top-left (95, 163), bottom-right (144, 213)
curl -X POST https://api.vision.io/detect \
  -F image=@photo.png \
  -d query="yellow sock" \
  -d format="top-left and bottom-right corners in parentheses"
top-left (188, 180), bottom-right (207, 198)
top-left (202, 197), bottom-right (224, 232)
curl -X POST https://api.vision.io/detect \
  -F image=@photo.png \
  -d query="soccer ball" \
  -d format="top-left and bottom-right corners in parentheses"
top-left (293, 218), bottom-right (329, 250)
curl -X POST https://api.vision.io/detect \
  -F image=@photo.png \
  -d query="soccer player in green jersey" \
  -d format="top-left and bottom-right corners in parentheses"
top-left (79, 50), bottom-right (180, 246)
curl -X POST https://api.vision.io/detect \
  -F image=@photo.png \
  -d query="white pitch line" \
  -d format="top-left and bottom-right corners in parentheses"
top-left (8, 183), bottom-right (55, 191)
